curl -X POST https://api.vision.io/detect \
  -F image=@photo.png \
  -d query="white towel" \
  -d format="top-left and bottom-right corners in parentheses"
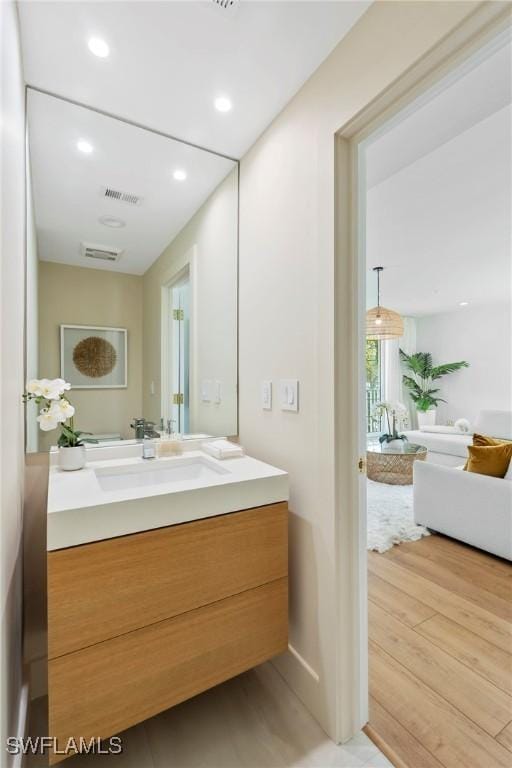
top-left (202, 440), bottom-right (244, 460)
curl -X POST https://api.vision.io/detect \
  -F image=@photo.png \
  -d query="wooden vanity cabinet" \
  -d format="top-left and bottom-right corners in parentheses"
top-left (47, 502), bottom-right (288, 763)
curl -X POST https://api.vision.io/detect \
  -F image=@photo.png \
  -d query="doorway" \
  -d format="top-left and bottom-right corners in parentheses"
top-left (162, 263), bottom-right (193, 435)
top-left (169, 271), bottom-right (190, 434)
top-left (333, 7), bottom-right (511, 758)
top-left (355, 25), bottom-right (511, 768)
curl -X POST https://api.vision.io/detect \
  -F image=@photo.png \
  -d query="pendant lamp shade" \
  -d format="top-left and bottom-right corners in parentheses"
top-left (366, 267), bottom-right (404, 340)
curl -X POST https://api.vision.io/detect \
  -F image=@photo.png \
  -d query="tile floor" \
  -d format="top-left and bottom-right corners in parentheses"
top-left (28, 663), bottom-right (392, 768)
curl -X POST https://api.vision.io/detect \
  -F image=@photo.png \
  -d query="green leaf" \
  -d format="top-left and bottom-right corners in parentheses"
top-left (430, 361), bottom-right (469, 380)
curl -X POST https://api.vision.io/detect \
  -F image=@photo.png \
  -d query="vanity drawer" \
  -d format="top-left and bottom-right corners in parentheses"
top-left (48, 577), bottom-right (288, 762)
top-left (48, 502), bottom-right (288, 658)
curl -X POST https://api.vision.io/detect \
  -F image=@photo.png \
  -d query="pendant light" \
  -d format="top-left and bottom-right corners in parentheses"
top-left (366, 266), bottom-right (404, 340)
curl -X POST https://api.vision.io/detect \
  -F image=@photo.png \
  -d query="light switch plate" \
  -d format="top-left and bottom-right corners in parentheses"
top-left (262, 381), bottom-right (272, 410)
top-left (279, 379), bottom-right (299, 412)
top-left (201, 380), bottom-right (212, 402)
top-left (214, 380), bottom-right (222, 404)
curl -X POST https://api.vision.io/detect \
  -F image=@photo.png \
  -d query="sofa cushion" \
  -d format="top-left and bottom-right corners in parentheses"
top-left (466, 443), bottom-right (512, 478)
top-left (402, 430), bottom-right (472, 458)
top-left (474, 410), bottom-right (512, 441)
top-left (420, 426), bottom-right (467, 435)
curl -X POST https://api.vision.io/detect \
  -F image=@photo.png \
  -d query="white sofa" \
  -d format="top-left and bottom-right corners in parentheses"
top-left (404, 410), bottom-right (512, 466)
top-left (414, 461), bottom-right (512, 560)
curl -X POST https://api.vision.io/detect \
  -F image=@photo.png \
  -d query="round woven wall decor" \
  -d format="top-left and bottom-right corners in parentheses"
top-left (73, 336), bottom-right (117, 378)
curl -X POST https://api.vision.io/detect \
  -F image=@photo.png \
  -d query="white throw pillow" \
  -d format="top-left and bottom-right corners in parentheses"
top-left (504, 460), bottom-right (512, 482)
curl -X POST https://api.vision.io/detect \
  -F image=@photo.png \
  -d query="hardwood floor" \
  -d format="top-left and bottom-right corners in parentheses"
top-left (367, 534), bottom-right (512, 768)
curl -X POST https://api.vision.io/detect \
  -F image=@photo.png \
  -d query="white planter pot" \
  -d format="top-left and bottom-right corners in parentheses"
top-left (386, 439), bottom-right (406, 449)
top-left (417, 409), bottom-right (436, 428)
top-left (59, 445), bottom-right (86, 471)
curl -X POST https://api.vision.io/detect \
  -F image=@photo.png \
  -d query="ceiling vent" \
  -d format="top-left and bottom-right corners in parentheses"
top-left (101, 186), bottom-right (142, 206)
top-left (81, 242), bottom-right (124, 263)
top-left (211, 0), bottom-right (238, 9)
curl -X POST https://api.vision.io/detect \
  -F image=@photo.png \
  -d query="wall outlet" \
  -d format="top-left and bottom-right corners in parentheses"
top-left (279, 379), bottom-right (299, 412)
top-left (262, 381), bottom-right (272, 410)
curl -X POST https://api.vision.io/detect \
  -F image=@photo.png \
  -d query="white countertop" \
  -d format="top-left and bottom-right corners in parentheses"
top-left (47, 444), bottom-right (288, 551)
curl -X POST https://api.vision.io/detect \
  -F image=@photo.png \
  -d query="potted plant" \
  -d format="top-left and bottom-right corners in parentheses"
top-left (399, 350), bottom-right (469, 427)
top-left (23, 378), bottom-right (97, 470)
top-left (373, 401), bottom-right (409, 445)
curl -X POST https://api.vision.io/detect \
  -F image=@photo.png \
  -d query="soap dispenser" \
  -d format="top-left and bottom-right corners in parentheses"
top-left (142, 436), bottom-right (156, 460)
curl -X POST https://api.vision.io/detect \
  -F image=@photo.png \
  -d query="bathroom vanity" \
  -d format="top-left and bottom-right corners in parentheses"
top-left (46, 443), bottom-right (288, 763)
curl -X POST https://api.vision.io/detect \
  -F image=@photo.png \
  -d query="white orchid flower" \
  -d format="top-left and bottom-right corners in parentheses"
top-left (27, 379), bottom-right (44, 396)
top-left (49, 399), bottom-right (75, 422)
top-left (37, 409), bottom-right (59, 432)
top-left (35, 378), bottom-right (62, 400)
top-left (53, 378), bottom-right (71, 394)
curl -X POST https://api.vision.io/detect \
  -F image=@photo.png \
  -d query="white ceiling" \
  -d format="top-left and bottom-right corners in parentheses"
top-left (18, 0), bottom-right (370, 159)
top-left (366, 41), bottom-right (512, 189)
top-left (28, 90), bottom-right (236, 274)
top-left (366, 40), bottom-right (512, 318)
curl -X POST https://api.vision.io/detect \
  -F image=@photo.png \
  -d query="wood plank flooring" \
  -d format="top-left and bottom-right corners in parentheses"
top-left (367, 534), bottom-right (512, 768)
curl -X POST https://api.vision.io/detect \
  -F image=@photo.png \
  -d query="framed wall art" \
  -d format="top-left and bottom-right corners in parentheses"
top-left (60, 325), bottom-right (127, 388)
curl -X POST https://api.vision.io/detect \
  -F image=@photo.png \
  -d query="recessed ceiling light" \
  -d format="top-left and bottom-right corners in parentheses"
top-left (77, 139), bottom-right (93, 154)
top-left (459, 301), bottom-right (469, 307)
top-left (88, 37), bottom-right (110, 58)
top-left (173, 169), bottom-right (187, 181)
top-left (214, 96), bottom-right (232, 113)
top-left (99, 215), bottom-right (125, 228)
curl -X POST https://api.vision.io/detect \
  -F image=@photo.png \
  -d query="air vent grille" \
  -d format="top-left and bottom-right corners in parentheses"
top-left (101, 186), bottom-right (142, 206)
top-left (81, 242), bottom-right (124, 263)
top-left (211, 0), bottom-right (238, 9)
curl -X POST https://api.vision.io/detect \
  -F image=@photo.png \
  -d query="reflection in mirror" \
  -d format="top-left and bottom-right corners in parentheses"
top-left (26, 90), bottom-right (238, 452)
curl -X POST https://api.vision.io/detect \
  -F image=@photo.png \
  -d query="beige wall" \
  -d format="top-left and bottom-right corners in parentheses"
top-left (238, 0), bottom-right (481, 740)
top-left (38, 262), bottom-right (143, 450)
top-left (1, 1), bottom-right (27, 759)
top-left (143, 168), bottom-right (237, 435)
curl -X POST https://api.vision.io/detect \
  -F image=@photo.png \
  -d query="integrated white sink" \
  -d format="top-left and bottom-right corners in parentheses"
top-left (47, 444), bottom-right (288, 550)
top-left (95, 456), bottom-right (230, 492)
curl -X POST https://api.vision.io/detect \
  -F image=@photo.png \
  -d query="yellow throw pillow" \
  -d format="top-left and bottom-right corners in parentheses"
top-left (463, 433), bottom-right (512, 469)
top-left (472, 433), bottom-right (512, 447)
top-left (465, 443), bottom-right (512, 478)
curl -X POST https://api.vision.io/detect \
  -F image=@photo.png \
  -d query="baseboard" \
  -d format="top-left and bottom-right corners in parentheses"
top-left (12, 682), bottom-right (29, 768)
top-left (364, 723), bottom-right (405, 768)
top-left (287, 643), bottom-right (320, 683)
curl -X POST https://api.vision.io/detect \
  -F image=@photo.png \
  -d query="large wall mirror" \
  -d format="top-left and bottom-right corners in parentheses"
top-left (26, 89), bottom-right (238, 452)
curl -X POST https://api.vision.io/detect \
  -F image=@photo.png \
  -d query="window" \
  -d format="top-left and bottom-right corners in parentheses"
top-left (366, 339), bottom-right (381, 434)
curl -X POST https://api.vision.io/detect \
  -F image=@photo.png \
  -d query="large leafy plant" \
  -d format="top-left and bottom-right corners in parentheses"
top-left (399, 351), bottom-right (469, 412)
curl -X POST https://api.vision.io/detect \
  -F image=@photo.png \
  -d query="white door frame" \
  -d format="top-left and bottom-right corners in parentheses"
top-left (161, 246), bottom-right (198, 429)
top-left (333, 5), bottom-right (511, 741)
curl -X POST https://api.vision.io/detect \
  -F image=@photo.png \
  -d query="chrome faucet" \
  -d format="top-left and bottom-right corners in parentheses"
top-left (131, 418), bottom-right (146, 441)
top-left (143, 421), bottom-right (160, 438)
top-left (130, 418), bottom-right (160, 440)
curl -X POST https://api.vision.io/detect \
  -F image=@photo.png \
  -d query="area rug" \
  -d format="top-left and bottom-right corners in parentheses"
top-left (367, 479), bottom-right (430, 553)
